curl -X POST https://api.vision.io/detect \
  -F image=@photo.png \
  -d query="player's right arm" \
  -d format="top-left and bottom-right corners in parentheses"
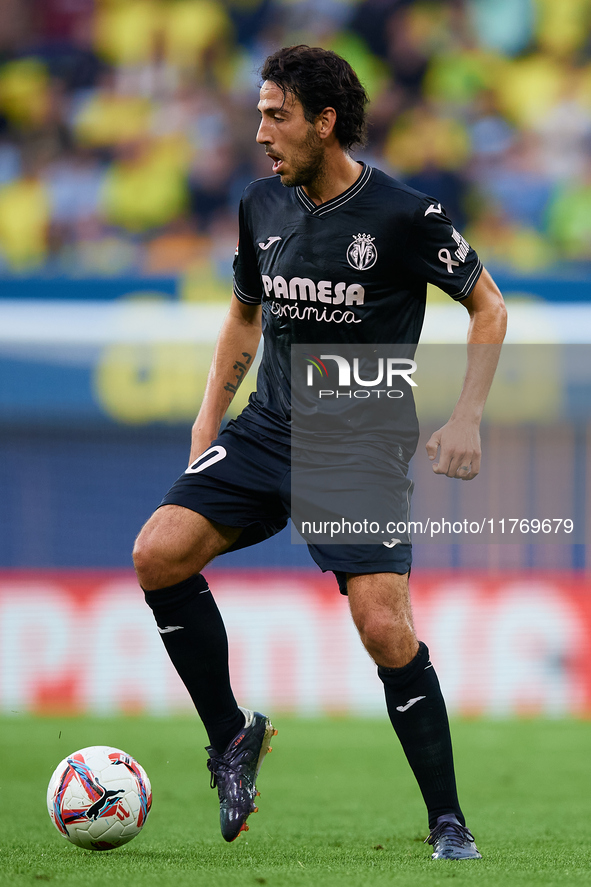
top-left (189, 296), bottom-right (262, 465)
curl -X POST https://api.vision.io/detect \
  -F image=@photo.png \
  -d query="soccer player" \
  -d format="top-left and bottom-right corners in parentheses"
top-left (133, 45), bottom-right (507, 859)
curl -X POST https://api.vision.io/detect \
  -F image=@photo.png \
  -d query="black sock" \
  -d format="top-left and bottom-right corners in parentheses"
top-left (378, 642), bottom-right (464, 830)
top-left (143, 573), bottom-right (244, 753)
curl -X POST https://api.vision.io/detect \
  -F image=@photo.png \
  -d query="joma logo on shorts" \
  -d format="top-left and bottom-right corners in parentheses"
top-left (262, 275), bottom-right (365, 306)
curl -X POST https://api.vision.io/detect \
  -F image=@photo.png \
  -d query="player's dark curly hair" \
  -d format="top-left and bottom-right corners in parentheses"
top-left (260, 45), bottom-right (369, 150)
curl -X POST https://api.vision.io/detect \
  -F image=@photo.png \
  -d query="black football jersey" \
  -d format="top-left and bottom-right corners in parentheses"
top-left (232, 163), bottom-right (482, 440)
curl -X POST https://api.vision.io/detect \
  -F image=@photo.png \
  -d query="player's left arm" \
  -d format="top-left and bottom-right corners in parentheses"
top-left (425, 267), bottom-right (507, 479)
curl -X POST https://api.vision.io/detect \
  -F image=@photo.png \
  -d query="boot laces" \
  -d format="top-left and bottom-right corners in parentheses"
top-left (207, 756), bottom-right (238, 790)
top-left (425, 820), bottom-right (475, 848)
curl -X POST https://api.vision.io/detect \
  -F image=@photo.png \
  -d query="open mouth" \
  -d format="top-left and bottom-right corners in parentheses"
top-left (267, 153), bottom-right (284, 173)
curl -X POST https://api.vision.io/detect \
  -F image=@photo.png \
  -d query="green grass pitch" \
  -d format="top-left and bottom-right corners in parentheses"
top-left (1, 715), bottom-right (591, 887)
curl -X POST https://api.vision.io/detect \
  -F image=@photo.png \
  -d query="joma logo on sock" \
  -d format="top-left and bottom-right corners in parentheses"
top-left (396, 696), bottom-right (426, 712)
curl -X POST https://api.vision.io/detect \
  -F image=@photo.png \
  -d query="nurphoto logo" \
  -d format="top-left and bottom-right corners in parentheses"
top-left (304, 352), bottom-right (417, 399)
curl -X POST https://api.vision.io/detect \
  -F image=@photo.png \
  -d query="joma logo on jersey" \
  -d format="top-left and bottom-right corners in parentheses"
top-left (347, 233), bottom-right (377, 271)
top-left (262, 275), bottom-right (365, 306)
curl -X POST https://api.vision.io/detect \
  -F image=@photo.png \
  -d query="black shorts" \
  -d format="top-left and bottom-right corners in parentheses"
top-left (160, 415), bottom-right (412, 594)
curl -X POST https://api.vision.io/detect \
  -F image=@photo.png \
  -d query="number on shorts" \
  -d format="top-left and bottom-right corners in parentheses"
top-left (185, 445), bottom-right (227, 474)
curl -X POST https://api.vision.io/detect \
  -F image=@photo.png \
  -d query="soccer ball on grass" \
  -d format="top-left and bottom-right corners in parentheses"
top-left (47, 745), bottom-right (152, 851)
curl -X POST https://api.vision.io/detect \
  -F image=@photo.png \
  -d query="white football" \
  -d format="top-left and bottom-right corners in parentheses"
top-left (47, 745), bottom-right (152, 851)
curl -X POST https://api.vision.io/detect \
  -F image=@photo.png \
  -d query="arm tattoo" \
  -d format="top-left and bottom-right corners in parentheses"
top-left (223, 352), bottom-right (253, 398)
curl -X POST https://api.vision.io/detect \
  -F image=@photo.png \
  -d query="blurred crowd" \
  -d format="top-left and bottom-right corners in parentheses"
top-left (1, 0), bottom-right (591, 281)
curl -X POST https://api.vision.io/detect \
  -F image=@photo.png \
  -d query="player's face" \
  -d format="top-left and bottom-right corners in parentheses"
top-left (256, 81), bottom-right (325, 188)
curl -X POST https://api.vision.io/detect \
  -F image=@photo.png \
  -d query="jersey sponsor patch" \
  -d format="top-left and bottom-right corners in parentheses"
top-left (451, 227), bottom-right (470, 262)
top-left (269, 301), bottom-right (361, 325)
top-left (438, 228), bottom-right (471, 273)
top-left (262, 274), bottom-right (365, 306)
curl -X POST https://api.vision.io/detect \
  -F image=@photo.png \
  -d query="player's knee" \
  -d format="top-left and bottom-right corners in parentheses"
top-left (367, 623), bottom-right (394, 656)
top-left (354, 608), bottom-right (388, 647)
top-left (131, 532), bottom-right (148, 574)
top-left (355, 609), bottom-right (416, 662)
top-left (132, 529), bottom-right (170, 589)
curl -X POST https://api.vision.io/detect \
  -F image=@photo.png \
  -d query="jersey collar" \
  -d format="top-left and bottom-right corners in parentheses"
top-left (294, 162), bottom-right (373, 216)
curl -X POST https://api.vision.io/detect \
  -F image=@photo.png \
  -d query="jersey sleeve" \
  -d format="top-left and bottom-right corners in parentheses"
top-left (403, 196), bottom-right (482, 300)
top-left (232, 197), bottom-right (263, 305)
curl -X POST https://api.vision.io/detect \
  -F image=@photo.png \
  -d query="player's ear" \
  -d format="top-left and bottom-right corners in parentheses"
top-left (316, 107), bottom-right (337, 140)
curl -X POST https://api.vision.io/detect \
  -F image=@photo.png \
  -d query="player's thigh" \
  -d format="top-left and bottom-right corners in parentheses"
top-left (133, 504), bottom-right (241, 577)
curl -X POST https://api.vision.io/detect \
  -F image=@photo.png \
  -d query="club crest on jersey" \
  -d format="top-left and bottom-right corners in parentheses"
top-left (346, 233), bottom-right (377, 271)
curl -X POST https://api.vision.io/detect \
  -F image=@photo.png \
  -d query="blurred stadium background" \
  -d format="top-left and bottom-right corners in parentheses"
top-left (0, 0), bottom-right (590, 720)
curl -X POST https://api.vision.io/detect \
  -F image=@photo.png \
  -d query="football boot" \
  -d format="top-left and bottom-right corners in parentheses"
top-left (206, 707), bottom-right (276, 842)
top-left (425, 814), bottom-right (482, 859)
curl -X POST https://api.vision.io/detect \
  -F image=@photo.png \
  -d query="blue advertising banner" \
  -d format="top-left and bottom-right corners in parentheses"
top-left (0, 277), bottom-right (178, 301)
